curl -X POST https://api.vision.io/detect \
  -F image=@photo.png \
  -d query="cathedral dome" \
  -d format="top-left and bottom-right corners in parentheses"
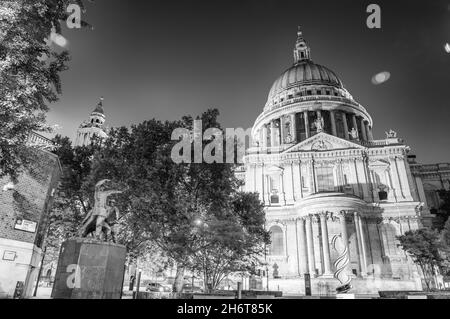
top-left (267, 61), bottom-right (344, 103)
top-left (251, 28), bottom-right (374, 148)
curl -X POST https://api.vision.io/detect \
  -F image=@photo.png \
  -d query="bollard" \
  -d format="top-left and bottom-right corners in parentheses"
top-left (237, 282), bottom-right (242, 299)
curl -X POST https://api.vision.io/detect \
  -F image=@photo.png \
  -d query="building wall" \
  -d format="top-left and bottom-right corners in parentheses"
top-left (242, 133), bottom-right (431, 292)
top-left (0, 149), bottom-right (61, 298)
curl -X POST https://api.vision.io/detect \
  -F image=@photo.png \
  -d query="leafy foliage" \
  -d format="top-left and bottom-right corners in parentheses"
top-left (0, 0), bottom-right (88, 179)
top-left (433, 189), bottom-right (450, 230)
top-left (85, 109), bottom-right (270, 291)
top-left (397, 228), bottom-right (446, 290)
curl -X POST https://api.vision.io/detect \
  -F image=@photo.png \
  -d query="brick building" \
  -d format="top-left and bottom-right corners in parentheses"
top-left (0, 133), bottom-right (61, 298)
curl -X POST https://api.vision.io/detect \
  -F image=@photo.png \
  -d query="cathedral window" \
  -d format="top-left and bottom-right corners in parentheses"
top-left (335, 112), bottom-right (346, 138)
top-left (307, 90), bottom-right (312, 96)
top-left (378, 191), bottom-right (388, 201)
top-left (322, 110), bottom-right (332, 134)
top-left (269, 176), bottom-right (280, 193)
top-left (269, 226), bottom-right (284, 256)
top-left (316, 166), bottom-right (335, 192)
top-left (308, 112), bottom-right (318, 136)
top-left (268, 175), bottom-right (281, 204)
top-left (270, 195), bottom-right (279, 204)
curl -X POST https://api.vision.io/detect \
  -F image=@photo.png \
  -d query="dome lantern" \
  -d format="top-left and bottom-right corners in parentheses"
top-left (294, 26), bottom-right (311, 63)
top-left (90, 96), bottom-right (106, 128)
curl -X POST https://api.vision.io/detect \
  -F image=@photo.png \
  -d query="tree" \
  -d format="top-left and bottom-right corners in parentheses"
top-left (0, 0), bottom-right (88, 180)
top-left (189, 192), bottom-right (269, 292)
top-left (433, 189), bottom-right (450, 230)
top-left (47, 135), bottom-right (98, 243)
top-left (86, 109), bottom-right (270, 292)
top-left (397, 228), bottom-right (446, 290)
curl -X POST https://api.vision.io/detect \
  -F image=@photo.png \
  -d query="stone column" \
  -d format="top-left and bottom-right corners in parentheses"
top-left (304, 111), bottom-right (310, 138)
top-left (298, 218), bottom-right (309, 275)
top-left (280, 172), bottom-right (286, 205)
top-left (280, 116), bottom-right (286, 145)
top-left (360, 118), bottom-right (367, 141)
top-left (259, 125), bottom-right (267, 148)
top-left (357, 215), bottom-right (368, 274)
top-left (342, 112), bottom-right (349, 140)
top-left (290, 113), bottom-right (297, 143)
top-left (270, 121), bottom-right (277, 147)
top-left (265, 175), bottom-right (271, 204)
top-left (330, 110), bottom-right (337, 136)
top-left (354, 212), bottom-right (367, 276)
top-left (351, 115), bottom-right (358, 132)
top-left (365, 123), bottom-right (371, 142)
top-left (367, 125), bottom-right (374, 141)
top-left (320, 213), bottom-right (332, 276)
top-left (305, 215), bottom-right (316, 276)
top-left (261, 125), bottom-right (268, 148)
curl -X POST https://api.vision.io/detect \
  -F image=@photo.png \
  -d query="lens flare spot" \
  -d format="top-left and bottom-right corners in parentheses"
top-left (372, 71), bottom-right (391, 85)
top-left (50, 32), bottom-right (68, 48)
top-left (445, 43), bottom-right (450, 54)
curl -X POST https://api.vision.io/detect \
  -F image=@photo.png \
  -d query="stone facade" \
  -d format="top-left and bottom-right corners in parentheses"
top-left (241, 28), bottom-right (442, 294)
top-left (0, 135), bottom-right (61, 298)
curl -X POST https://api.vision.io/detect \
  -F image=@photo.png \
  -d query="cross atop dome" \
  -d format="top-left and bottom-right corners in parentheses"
top-left (294, 26), bottom-right (311, 64)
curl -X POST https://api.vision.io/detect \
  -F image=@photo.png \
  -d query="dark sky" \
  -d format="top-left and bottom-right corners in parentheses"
top-left (47, 0), bottom-right (450, 164)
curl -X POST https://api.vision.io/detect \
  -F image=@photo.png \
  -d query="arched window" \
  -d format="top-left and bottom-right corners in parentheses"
top-left (269, 226), bottom-right (284, 256)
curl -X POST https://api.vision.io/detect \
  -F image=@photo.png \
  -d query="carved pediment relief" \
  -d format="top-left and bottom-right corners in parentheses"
top-left (283, 132), bottom-right (364, 153)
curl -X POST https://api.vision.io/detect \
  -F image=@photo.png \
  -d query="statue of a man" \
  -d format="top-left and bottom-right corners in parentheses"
top-left (79, 179), bottom-right (122, 241)
top-left (92, 179), bottom-right (122, 240)
top-left (105, 198), bottom-right (120, 243)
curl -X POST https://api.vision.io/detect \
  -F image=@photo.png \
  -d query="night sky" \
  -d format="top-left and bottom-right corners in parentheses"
top-left (46, 0), bottom-right (450, 164)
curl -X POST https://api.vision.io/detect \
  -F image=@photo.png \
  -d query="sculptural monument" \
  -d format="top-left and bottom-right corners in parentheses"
top-left (332, 234), bottom-right (352, 294)
top-left (314, 116), bottom-right (325, 133)
top-left (385, 129), bottom-right (397, 139)
top-left (349, 127), bottom-right (359, 140)
top-left (79, 179), bottom-right (122, 242)
top-left (52, 179), bottom-right (127, 299)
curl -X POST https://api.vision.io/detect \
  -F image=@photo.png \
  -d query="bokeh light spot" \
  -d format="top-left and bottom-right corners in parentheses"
top-left (445, 43), bottom-right (450, 54)
top-left (372, 71), bottom-right (391, 85)
top-left (50, 32), bottom-right (68, 48)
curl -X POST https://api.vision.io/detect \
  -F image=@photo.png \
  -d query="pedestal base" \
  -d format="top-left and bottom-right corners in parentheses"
top-left (51, 238), bottom-right (126, 299)
top-left (336, 293), bottom-right (355, 299)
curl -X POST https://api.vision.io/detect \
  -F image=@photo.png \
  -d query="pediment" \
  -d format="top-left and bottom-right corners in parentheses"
top-left (368, 159), bottom-right (390, 170)
top-left (265, 165), bottom-right (284, 176)
top-left (283, 132), bottom-right (365, 153)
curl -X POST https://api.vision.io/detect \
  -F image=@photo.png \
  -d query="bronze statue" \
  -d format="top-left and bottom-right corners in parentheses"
top-left (79, 179), bottom-right (122, 242)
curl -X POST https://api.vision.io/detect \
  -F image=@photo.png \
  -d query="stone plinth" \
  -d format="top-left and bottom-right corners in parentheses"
top-left (51, 238), bottom-right (126, 299)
